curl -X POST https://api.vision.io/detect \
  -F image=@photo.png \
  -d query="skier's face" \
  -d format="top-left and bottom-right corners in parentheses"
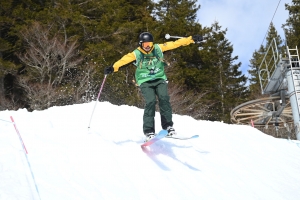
top-left (142, 42), bottom-right (153, 52)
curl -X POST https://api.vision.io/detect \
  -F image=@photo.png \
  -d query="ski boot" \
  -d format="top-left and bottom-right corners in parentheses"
top-left (144, 133), bottom-right (155, 142)
top-left (166, 126), bottom-right (176, 137)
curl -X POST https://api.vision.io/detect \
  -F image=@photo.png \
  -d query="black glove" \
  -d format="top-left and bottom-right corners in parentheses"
top-left (104, 66), bottom-right (114, 75)
top-left (192, 35), bottom-right (203, 43)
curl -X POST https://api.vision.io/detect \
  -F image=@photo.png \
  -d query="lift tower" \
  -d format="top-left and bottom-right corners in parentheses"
top-left (231, 38), bottom-right (300, 140)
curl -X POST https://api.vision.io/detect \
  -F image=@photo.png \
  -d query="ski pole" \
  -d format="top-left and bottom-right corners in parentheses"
top-left (165, 33), bottom-right (208, 41)
top-left (88, 74), bottom-right (108, 129)
top-left (165, 34), bottom-right (184, 39)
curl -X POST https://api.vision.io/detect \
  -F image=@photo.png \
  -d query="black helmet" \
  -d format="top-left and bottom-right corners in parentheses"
top-left (139, 32), bottom-right (154, 46)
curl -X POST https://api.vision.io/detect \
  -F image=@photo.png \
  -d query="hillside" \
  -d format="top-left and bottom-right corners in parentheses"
top-left (1, 102), bottom-right (300, 200)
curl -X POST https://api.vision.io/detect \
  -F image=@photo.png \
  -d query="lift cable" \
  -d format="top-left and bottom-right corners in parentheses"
top-left (260, 0), bottom-right (282, 47)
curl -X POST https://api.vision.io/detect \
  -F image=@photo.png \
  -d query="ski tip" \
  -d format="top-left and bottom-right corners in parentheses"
top-left (141, 130), bottom-right (168, 147)
top-left (191, 135), bottom-right (199, 139)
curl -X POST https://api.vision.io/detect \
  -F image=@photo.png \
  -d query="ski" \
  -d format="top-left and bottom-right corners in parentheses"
top-left (141, 130), bottom-right (168, 147)
top-left (165, 135), bottom-right (199, 140)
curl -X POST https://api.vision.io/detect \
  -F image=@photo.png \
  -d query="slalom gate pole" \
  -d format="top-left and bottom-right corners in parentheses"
top-left (10, 116), bottom-right (41, 200)
top-left (250, 119), bottom-right (254, 128)
top-left (88, 74), bottom-right (108, 129)
top-left (10, 116), bottom-right (28, 154)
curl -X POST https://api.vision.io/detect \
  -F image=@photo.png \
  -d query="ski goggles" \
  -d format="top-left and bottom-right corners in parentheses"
top-left (142, 42), bottom-right (153, 48)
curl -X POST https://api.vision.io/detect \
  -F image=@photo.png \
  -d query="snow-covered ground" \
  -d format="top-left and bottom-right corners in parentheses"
top-left (1, 101), bottom-right (300, 200)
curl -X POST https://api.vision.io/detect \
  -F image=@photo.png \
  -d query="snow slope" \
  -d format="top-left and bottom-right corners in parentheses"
top-left (1, 101), bottom-right (300, 200)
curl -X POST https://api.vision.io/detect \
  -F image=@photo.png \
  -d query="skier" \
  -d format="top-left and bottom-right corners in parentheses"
top-left (104, 32), bottom-right (203, 141)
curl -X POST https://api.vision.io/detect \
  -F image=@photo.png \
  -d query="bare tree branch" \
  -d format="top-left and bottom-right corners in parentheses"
top-left (15, 22), bottom-right (93, 110)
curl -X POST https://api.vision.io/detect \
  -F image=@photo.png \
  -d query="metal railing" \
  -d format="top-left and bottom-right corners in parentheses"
top-left (258, 38), bottom-right (279, 94)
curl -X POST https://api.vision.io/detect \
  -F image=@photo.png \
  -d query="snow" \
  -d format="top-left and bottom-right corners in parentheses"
top-left (1, 101), bottom-right (300, 200)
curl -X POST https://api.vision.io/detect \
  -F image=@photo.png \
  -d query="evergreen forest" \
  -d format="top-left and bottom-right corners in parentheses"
top-left (0, 0), bottom-right (299, 124)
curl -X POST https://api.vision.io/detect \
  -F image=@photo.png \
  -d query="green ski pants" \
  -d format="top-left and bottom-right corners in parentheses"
top-left (140, 79), bottom-right (173, 134)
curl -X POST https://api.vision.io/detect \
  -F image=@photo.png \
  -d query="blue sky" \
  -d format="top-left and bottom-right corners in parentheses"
top-left (197, 0), bottom-right (291, 77)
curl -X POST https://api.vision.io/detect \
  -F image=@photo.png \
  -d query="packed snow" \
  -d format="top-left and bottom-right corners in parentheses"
top-left (1, 101), bottom-right (300, 200)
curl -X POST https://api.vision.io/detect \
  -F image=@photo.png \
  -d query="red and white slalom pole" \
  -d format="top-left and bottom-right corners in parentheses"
top-left (10, 116), bottom-right (28, 154)
top-left (251, 119), bottom-right (255, 128)
top-left (10, 116), bottom-right (41, 200)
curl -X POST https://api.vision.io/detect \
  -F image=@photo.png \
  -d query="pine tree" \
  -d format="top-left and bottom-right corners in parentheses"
top-left (0, 0), bottom-right (249, 122)
top-left (202, 22), bottom-right (248, 122)
top-left (266, 23), bottom-right (283, 49)
top-left (153, 0), bottom-right (208, 118)
top-left (154, 1), bottom-right (248, 122)
top-left (284, 0), bottom-right (300, 48)
top-left (154, 0), bottom-right (200, 34)
top-left (0, 0), bottom-right (45, 109)
top-left (0, 0), bottom-right (158, 109)
top-left (248, 45), bottom-right (265, 99)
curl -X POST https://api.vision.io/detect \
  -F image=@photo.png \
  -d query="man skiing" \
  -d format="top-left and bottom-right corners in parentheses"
top-left (104, 32), bottom-right (203, 141)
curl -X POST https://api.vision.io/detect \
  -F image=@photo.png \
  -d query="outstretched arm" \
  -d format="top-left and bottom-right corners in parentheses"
top-left (112, 52), bottom-right (136, 72)
top-left (159, 36), bottom-right (195, 52)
